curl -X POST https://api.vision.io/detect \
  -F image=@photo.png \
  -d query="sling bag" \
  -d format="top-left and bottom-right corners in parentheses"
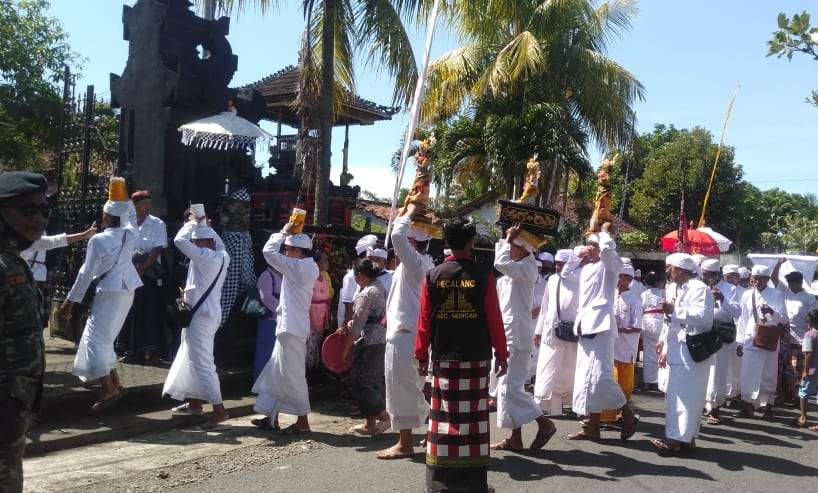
top-left (554, 277), bottom-right (579, 342)
top-left (175, 258), bottom-right (225, 327)
top-left (751, 291), bottom-right (780, 352)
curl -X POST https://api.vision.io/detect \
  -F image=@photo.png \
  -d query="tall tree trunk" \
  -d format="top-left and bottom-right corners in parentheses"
top-left (314, 0), bottom-right (336, 226)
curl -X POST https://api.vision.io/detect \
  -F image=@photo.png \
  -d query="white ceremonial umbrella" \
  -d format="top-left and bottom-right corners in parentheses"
top-left (697, 226), bottom-right (732, 253)
top-left (178, 109), bottom-right (273, 151)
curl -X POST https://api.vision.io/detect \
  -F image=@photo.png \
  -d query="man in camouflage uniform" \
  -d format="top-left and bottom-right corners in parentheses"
top-left (0, 171), bottom-right (48, 493)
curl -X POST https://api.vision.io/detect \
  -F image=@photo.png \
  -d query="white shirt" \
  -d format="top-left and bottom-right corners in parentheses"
top-left (20, 233), bottom-right (68, 282)
top-left (174, 222), bottom-right (230, 320)
top-left (377, 270), bottom-right (393, 295)
top-left (134, 215), bottom-right (168, 256)
top-left (713, 280), bottom-right (741, 324)
top-left (630, 279), bottom-right (646, 298)
top-left (614, 289), bottom-right (642, 363)
top-left (67, 227), bottom-right (143, 302)
top-left (494, 240), bottom-right (538, 351)
top-left (574, 231), bottom-right (622, 336)
top-left (532, 274), bottom-right (548, 312)
top-left (262, 233), bottom-right (319, 338)
top-left (641, 287), bottom-right (665, 334)
top-left (737, 286), bottom-right (788, 348)
top-left (385, 216), bottom-right (434, 340)
top-left (664, 278), bottom-right (714, 366)
top-left (775, 282), bottom-right (817, 344)
top-left (337, 269), bottom-right (357, 326)
top-left (534, 256), bottom-right (582, 344)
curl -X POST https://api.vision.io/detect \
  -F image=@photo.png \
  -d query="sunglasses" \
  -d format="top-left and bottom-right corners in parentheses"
top-left (2, 203), bottom-right (50, 218)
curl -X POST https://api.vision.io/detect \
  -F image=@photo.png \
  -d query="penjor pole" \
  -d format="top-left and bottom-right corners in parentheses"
top-left (698, 85), bottom-right (740, 228)
top-left (384, 0), bottom-right (441, 249)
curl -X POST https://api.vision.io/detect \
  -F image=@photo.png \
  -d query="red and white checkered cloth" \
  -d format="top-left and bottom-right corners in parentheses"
top-left (426, 360), bottom-right (490, 468)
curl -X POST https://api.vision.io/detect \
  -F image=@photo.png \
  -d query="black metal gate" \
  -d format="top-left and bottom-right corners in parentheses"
top-left (48, 66), bottom-right (115, 341)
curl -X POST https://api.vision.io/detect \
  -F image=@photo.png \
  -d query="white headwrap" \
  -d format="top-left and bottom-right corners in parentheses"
top-left (586, 233), bottom-right (600, 245)
top-left (191, 226), bottom-right (217, 240)
top-left (368, 248), bottom-right (388, 259)
top-left (751, 265), bottom-right (771, 277)
top-left (621, 257), bottom-right (632, 265)
top-left (722, 264), bottom-right (739, 275)
top-left (285, 233), bottom-right (313, 250)
top-left (538, 252), bottom-right (554, 264)
top-left (103, 200), bottom-right (130, 217)
top-left (355, 234), bottom-right (378, 255)
top-left (443, 248), bottom-right (452, 257)
top-left (739, 267), bottom-right (751, 279)
top-left (700, 259), bottom-right (721, 273)
top-left (691, 254), bottom-right (706, 267)
top-left (665, 252), bottom-right (685, 266)
top-left (668, 253), bottom-right (697, 273)
top-left (621, 264), bottom-right (635, 277)
top-left (555, 249), bottom-right (573, 262)
top-left (408, 228), bottom-right (431, 242)
top-left (512, 238), bottom-right (536, 253)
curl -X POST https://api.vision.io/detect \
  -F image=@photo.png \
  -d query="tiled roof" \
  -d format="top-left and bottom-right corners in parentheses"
top-left (238, 66), bottom-right (399, 126)
top-left (356, 199), bottom-right (393, 221)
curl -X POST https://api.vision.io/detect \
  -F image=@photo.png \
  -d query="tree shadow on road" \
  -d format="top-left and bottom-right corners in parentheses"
top-left (691, 446), bottom-right (818, 476)
top-left (491, 454), bottom-right (614, 482)
top-left (535, 448), bottom-right (716, 481)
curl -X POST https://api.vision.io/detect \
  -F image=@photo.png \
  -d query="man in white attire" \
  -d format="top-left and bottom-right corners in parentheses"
top-left (162, 215), bottom-right (230, 429)
top-left (701, 259), bottom-right (740, 425)
top-left (567, 223), bottom-right (637, 441)
top-left (640, 271), bottom-right (665, 391)
top-left (528, 252), bottom-right (553, 383)
top-left (722, 264), bottom-right (745, 401)
top-left (252, 221), bottom-right (319, 435)
top-left (377, 203), bottom-right (434, 460)
top-left (59, 191), bottom-right (141, 412)
top-left (491, 225), bottom-right (558, 451)
top-left (533, 249), bottom-right (581, 416)
top-left (737, 265), bottom-right (788, 419)
top-left (651, 253), bottom-right (714, 455)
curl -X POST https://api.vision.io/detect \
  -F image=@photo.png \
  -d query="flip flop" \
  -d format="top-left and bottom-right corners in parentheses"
top-left (91, 392), bottom-right (122, 414)
top-left (376, 448), bottom-right (415, 460)
top-left (809, 425), bottom-right (818, 432)
top-left (276, 424), bottom-right (311, 436)
top-left (621, 415), bottom-right (640, 441)
top-left (197, 422), bottom-right (232, 431)
top-left (490, 439), bottom-right (524, 451)
top-left (371, 419), bottom-right (391, 437)
top-left (530, 423), bottom-right (558, 450)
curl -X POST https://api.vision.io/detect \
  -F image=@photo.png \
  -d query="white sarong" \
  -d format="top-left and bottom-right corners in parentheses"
top-left (162, 312), bottom-right (222, 404)
top-left (665, 346), bottom-right (711, 443)
top-left (705, 343), bottom-right (732, 411)
top-left (740, 346), bottom-right (779, 407)
top-left (72, 291), bottom-right (134, 382)
top-left (496, 348), bottom-right (543, 429)
top-left (534, 339), bottom-right (577, 416)
top-left (641, 323), bottom-right (662, 385)
top-left (253, 332), bottom-right (310, 417)
top-left (572, 330), bottom-right (626, 416)
top-left (726, 345), bottom-right (741, 398)
top-left (385, 332), bottom-right (427, 430)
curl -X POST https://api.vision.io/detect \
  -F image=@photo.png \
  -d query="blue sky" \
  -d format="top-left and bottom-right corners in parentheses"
top-left (49, 1), bottom-right (817, 199)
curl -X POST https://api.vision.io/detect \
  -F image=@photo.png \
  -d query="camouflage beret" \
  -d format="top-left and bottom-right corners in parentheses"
top-left (0, 171), bottom-right (47, 200)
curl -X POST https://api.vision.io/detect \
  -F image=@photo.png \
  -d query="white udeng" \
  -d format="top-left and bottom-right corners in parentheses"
top-left (253, 233), bottom-right (319, 418)
top-left (662, 278), bottom-right (714, 443)
top-left (384, 216), bottom-right (435, 430)
top-left (162, 222), bottom-right (230, 405)
top-left (494, 240), bottom-right (543, 429)
top-left (571, 232), bottom-right (626, 416)
top-left (533, 255), bottom-right (581, 415)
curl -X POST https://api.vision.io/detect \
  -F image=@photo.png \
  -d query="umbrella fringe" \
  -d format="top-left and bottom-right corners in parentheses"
top-left (179, 128), bottom-right (268, 151)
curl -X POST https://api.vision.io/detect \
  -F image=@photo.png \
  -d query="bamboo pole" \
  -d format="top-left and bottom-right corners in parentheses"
top-left (698, 86), bottom-right (740, 228)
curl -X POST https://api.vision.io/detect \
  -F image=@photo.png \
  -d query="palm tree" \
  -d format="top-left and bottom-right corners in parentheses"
top-left (423, 0), bottom-right (644, 150)
top-left (218, 0), bottom-right (422, 225)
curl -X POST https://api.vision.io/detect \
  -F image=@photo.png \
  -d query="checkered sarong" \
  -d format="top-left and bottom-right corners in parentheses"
top-left (426, 360), bottom-right (490, 469)
top-left (220, 231), bottom-right (256, 325)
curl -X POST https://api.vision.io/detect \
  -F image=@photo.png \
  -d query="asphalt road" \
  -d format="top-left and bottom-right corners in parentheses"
top-left (24, 391), bottom-right (818, 493)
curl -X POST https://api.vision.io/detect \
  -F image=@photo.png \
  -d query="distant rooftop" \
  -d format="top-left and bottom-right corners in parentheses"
top-left (238, 65), bottom-right (399, 127)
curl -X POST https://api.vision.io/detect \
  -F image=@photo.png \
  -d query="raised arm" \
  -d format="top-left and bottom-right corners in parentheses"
top-left (174, 221), bottom-right (220, 264)
top-left (493, 240), bottom-right (536, 283)
top-left (391, 207), bottom-right (422, 271)
top-left (27, 233), bottom-right (68, 252)
top-left (261, 232), bottom-right (293, 275)
top-left (598, 230), bottom-right (623, 275)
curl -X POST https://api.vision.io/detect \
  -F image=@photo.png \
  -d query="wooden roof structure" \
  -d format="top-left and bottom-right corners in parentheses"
top-left (238, 65), bottom-right (400, 127)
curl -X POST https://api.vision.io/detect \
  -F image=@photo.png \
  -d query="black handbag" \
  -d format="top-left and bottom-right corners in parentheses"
top-left (686, 329), bottom-right (723, 363)
top-left (714, 321), bottom-right (737, 344)
top-left (553, 277), bottom-right (579, 342)
top-left (175, 258), bottom-right (225, 327)
top-left (240, 285), bottom-right (271, 319)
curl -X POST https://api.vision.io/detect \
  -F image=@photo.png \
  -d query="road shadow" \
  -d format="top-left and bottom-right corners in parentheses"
top-left (698, 422), bottom-right (802, 448)
top-left (692, 445), bottom-right (818, 476)
top-left (492, 454), bottom-right (613, 482)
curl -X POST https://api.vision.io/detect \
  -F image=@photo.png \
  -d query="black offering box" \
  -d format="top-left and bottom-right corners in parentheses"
top-left (496, 200), bottom-right (561, 248)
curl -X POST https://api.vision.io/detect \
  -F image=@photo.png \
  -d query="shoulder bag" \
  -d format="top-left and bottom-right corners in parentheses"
top-left (240, 268), bottom-right (274, 319)
top-left (81, 232), bottom-right (127, 307)
top-left (554, 277), bottom-right (579, 343)
top-left (683, 284), bottom-right (723, 363)
top-left (175, 258), bottom-right (225, 327)
top-left (751, 292), bottom-right (780, 352)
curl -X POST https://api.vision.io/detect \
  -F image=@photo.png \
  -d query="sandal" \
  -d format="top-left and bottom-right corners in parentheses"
top-left (91, 392), bottom-right (122, 413)
top-left (251, 416), bottom-right (280, 431)
top-left (651, 438), bottom-right (681, 456)
top-left (172, 403), bottom-right (205, 416)
top-left (490, 439), bottom-right (524, 451)
top-left (376, 447), bottom-right (415, 460)
top-left (706, 415), bottom-right (721, 425)
top-left (277, 424), bottom-right (311, 436)
top-left (620, 415), bottom-right (639, 441)
top-left (809, 425), bottom-right (818, 432)
top-left (371, 419), bottom-right (391, 437)
top-left (567, 426), bottom-right (600, 441)
top-left (530, 423), bottom-right (557, 450)
top-left (197, 421), bottom-right (232, 431)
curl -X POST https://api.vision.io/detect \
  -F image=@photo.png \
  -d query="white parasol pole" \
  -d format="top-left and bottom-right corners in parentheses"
top-left (383, 0), bottom-right (441, 249)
